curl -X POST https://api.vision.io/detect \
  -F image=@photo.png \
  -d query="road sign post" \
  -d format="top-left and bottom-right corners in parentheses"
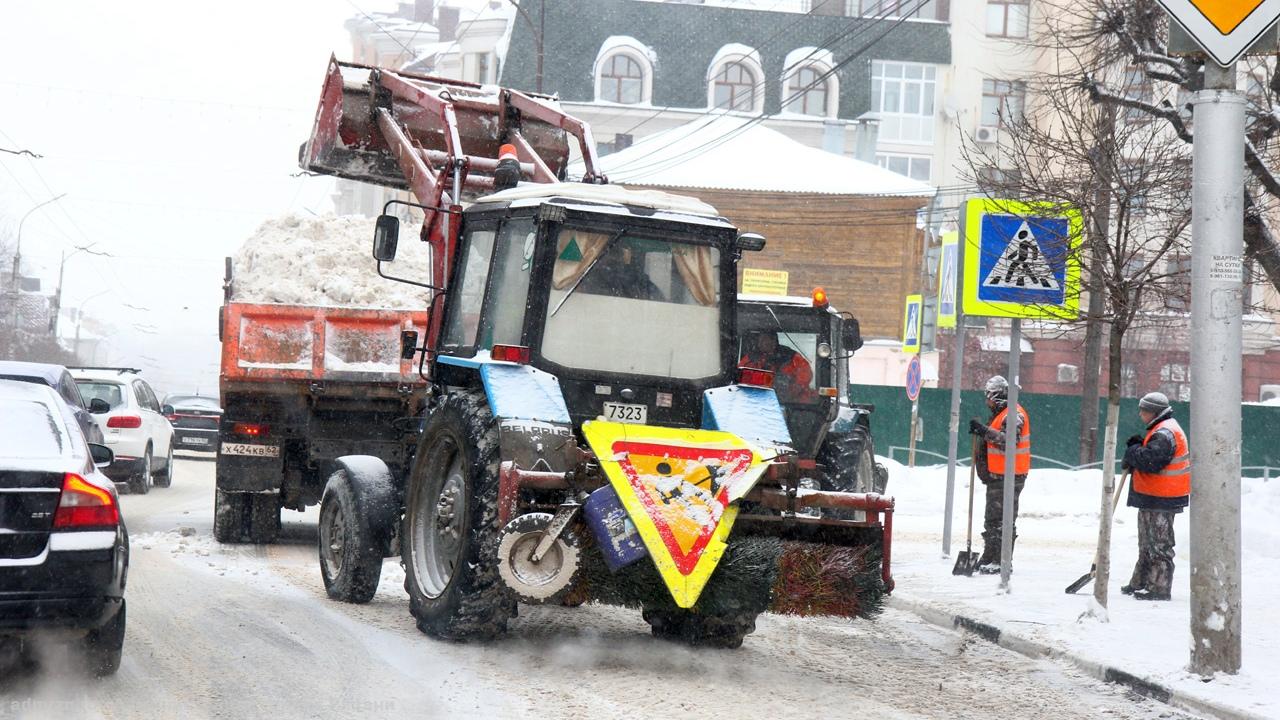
top-left (960, 199), bottom-right (1082, 590)
top-left (906, 355), bottom-right (923, 467)
top-left (943, 229), bottom-right (965, 557)
top-left (1154, 0), bottom-right (1262, 677)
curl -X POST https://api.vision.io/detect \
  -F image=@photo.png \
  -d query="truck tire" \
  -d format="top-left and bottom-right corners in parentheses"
top-left (83, 600), bottom-right (125, 677)
top-left (402, 391), bottom-right (514, 641)
top-left (319, 468), bottom-right (386, 604)
top-left (213, 489), bottom-right (247, 542)
top-left (129, 447), bottom-right (153, 495)
top-left (248, 494), bottom-right (281, 544)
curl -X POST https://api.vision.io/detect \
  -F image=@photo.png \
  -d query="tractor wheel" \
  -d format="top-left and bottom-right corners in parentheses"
top-left (402, 391), bottom-right (514, 641)
top-left (642, 608), bottom-right (757, 649)
top-left (319, 469), bottom-right (384, 604)
top-left (816, 426), bottom-right (877, 519)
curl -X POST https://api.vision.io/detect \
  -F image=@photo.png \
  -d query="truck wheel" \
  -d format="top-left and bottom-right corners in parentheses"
top-left (320, 469), bottom-right (384, 603)
top-left (83, 600), bottom-right (126, 677)
top-left (402, 391), bottom-right (514, 641)
top-left (129, 448), bottom-right (153, 495)
top-left (155, 445), bottom-right (174, 489)
top-left (248, 495), bottom-right (281, 544)
top-left (213, 489), bottom-right (249, 543)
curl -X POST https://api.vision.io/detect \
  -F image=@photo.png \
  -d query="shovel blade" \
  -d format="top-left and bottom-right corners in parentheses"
top-left (1064, 565), bottom-right (1097, 594)
top-left (952, 550), bottom-right (981, 577)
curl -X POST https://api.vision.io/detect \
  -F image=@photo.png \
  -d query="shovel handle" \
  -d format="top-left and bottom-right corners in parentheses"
top-left (964, 435), bottom-right (978, 549)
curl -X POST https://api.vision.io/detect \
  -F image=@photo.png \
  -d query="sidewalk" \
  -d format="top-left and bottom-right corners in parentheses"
top-left (880, 458), bottom-right (1280, 720)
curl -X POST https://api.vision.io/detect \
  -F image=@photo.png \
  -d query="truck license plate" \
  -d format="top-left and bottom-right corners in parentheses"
top-left (602, 402), bottom-right (647, 424)
top-left (221, 442), bottom-right (280, 458)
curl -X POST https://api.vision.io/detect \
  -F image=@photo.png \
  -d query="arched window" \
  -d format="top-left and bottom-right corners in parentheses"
top-left (785, 66), bottom-right (830, 116)
top-left (713, 61), bottom-right (758, 111)
top-left (599, 53), bottom-right (645, 104)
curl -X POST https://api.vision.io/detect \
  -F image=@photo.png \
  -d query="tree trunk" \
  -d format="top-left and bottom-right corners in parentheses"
top-left (1079, 184), bottom-right (1111, 465)
top-left (1093, 321), bottom-right (1125, 611)
top-left (1243, 189), bottom-right (1280, 296)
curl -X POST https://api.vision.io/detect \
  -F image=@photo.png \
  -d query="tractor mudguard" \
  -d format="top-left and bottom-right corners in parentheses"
top-left (830, 403), bottom-right (871, 435)
top-left (701, 385), bottom-right (791, 448)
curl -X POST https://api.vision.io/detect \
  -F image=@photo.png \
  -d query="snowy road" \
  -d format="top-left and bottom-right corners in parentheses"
top-left (0, 458), bottom-right (1198, 720)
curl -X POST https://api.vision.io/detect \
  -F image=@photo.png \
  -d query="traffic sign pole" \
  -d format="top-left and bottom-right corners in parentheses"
top-left (1000, 319), bottom-right (1021, 592)
top-left (1189, 60), bottom-right (1244, 676)
top-left (907, 401), bottom-right (920, 468)
top-left (942, 216), bottom-right (967, 558)
top-left (905, 355), bottom-right (923, 468)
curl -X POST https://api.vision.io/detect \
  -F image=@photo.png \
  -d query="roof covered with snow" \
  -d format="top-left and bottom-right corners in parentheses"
top-left (581, 116), bottom-right (935, 197)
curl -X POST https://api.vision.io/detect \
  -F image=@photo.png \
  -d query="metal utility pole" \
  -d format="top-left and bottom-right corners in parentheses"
top-left (1000, 318), bottom-right (1021, 591)
top-left (1189, 60), bottom-right (1243, 676)
top-left (942, 215), bottom-right (968, 557)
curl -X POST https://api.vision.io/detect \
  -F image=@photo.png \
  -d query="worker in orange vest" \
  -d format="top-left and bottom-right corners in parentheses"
top-left (1121, 392), bottom-right (1190, 601)
top-left (740, 331), bottom-right (815, 404)
top-left (968, 375), bottom-right (1030, 575)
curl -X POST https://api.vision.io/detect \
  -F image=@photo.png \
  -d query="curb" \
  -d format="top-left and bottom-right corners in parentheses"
top-left (888, 595), bottom-right (1263, 720)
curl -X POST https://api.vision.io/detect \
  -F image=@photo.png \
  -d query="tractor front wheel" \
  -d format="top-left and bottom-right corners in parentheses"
top-left (402, 392), bottom-right (514, 641)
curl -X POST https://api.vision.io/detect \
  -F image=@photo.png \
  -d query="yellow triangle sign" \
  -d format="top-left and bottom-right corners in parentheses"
top-left (581, 421), bottom-right (769, 608)
top-left (1189, 0), bottom-right (1263, 34)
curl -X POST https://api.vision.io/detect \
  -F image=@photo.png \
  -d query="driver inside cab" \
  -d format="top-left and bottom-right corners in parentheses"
top-left (740, 331), bottom-right (815, 404)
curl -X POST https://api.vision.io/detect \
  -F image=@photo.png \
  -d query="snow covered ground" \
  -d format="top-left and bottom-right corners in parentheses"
top-left (884, 457), bottom-right (1280, 718)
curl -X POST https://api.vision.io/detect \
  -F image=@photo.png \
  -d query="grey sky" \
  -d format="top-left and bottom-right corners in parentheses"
top-left (0, 0), bottom-right (411, 394)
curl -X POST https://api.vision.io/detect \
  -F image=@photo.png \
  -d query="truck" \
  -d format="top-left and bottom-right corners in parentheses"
top-left (737, 290), bottom-right (888, 505)
top-left (215, 282), bottom-right (429, 543)
top-left (297, 57), bottom-right (896, 647)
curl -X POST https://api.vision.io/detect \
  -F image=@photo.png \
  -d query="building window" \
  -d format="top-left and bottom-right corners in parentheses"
top-left (871, 60), bottom-right (936, 143)
top-left (1160, 363), bottom-right (1191, 402)
top-left (876, 153), bottom-right (932, 181)
top-left (976, 166), bottom-right (1023, 194)
top-left (981, 79), bottom-right (1025, 128)
top-left (1121, 363), bottom-right (1138, 398)
top-left (465, 52), bottom-right (493, 84)
top-left (1166, 254), bottom-right (1191, 311)
top-left (986, 0), bottom-right (1029, 38)
top-left (713, 61), bottom-right (758, 111)
top-left (784, 65), bottom-right (831, 116)
top-left (852, 0), bottom-right (947, 21)
top-left (599, 53), bottom-right (645, 104)
top-left (1122, 67), bottom-right (1153, 124)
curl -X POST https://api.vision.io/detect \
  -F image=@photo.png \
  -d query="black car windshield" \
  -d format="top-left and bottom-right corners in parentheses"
top-left (542, 227), bottom-right (721, 379)
top-left (0, 401), bottom-right (68, 459)
top-left (77, 381), bottom-right (127, 410)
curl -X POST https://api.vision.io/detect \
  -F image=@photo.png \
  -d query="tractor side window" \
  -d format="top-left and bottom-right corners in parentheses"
top-left (480, 217), bottom-right (536, 349)
top-left (443, 228), bottom-right (497, 348)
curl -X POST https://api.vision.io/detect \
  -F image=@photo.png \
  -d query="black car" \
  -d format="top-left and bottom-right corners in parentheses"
top-left (162, 394), bottom-right (222, 452)
top-left (0, 361), bottom-right (107, 445)
top-left (0, 379), bottom-right (129, 676)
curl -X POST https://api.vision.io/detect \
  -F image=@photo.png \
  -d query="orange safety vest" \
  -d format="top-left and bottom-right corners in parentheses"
top-left (1132, 418), bottom-right (1191, 498)
top-left (987, 405), bottom-right (1030, 475)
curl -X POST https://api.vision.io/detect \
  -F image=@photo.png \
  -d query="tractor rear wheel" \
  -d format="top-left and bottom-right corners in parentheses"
top-left (402, 392), bottom-right (514, 641)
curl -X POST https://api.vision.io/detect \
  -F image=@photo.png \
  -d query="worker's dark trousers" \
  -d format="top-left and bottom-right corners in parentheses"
top-left (979, 477), bottom-right (1026, 566)
top-left (1129, 509), bottom-right (1176, 595)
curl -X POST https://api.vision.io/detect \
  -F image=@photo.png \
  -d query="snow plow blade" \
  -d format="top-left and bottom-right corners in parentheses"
top-left (301, 56), bottom-right (602, 200)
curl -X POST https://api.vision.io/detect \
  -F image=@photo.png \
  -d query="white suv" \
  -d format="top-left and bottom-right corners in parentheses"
top-left (71, 368), bottom-right (175, 494)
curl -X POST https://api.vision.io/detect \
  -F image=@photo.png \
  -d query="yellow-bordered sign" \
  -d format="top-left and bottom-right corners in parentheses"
top-left (961, 199), bottom-right (1083, 320)
top-left (902, 294), bottom-right (922, 354)
top-left (937, 231), bottom-right (959, 329)
top-left (581, 421), bottom-right (770, 608)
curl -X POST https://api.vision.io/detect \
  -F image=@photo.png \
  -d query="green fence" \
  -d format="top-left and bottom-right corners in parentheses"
top-left (851, 384), bottom-right (1280, 472)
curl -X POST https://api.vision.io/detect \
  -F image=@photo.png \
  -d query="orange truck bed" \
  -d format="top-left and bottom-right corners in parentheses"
top-left (220, 302), bottom-right (428, 385)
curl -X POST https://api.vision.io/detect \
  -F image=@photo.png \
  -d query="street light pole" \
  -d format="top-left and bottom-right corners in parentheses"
top-left (1189, 60), bottom-right (1243, 676)
top-left (11, 193), bottom-right (67, 289)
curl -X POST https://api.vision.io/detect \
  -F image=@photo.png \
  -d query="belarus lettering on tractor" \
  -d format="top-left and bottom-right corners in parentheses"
top-left (737, 291), bottom-right (889, 506)
top-left (300, 57), bottom-right (895, 647)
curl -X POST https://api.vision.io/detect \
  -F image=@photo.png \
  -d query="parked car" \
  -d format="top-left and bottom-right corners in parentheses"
top-left (0, 379), bottom-right (129, 676)
top-left (70, 367), bottom-right (175, 494)
top-left (161, 394), bottom-right (222, 453)
top-left (0, 361), bottom-right (106, 445)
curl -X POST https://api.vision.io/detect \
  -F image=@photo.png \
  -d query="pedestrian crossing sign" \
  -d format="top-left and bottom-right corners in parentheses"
top-left (937, 231), bottom-right (959, 329)
top-left (902, 294), bottom-right (923, 354)
top-left (961, 199), bottom-right (1082, 320)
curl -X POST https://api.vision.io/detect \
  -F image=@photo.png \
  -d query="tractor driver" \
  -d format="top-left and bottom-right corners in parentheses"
top-left (740, 331), bottom-right (815, 404)
top-left (578, 246), bottom-right (664, 302)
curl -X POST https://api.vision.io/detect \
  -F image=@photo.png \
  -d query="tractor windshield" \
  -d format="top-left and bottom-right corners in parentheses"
top-left (542, 226), bottom-right (721, 379)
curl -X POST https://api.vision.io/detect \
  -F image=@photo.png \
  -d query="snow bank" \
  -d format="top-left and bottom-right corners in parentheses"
top-left (230, 214), bottom-right (433, 309)
top-left (882, 457), bottom-right (1280, 717)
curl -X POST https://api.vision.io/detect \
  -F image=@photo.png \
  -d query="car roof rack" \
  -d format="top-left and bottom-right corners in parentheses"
top-left (70, 366), bottom-right (142, 375)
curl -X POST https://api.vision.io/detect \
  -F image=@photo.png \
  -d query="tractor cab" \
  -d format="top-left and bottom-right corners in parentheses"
top-left (737, 290), bottom-right (862, 458)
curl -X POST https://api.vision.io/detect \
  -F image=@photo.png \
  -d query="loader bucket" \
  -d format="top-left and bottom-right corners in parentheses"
top-left (301, 56), bottom-right (574, 199)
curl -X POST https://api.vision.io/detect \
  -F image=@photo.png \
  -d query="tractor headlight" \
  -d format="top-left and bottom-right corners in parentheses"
top-left (817, 342), bottom-right (833, 359)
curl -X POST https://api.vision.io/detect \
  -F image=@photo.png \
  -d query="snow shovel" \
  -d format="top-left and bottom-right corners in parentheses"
top-left (1064, 472), bottom-right (1130, 594)
top-left (952, 437), bottom-right (982, 576)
